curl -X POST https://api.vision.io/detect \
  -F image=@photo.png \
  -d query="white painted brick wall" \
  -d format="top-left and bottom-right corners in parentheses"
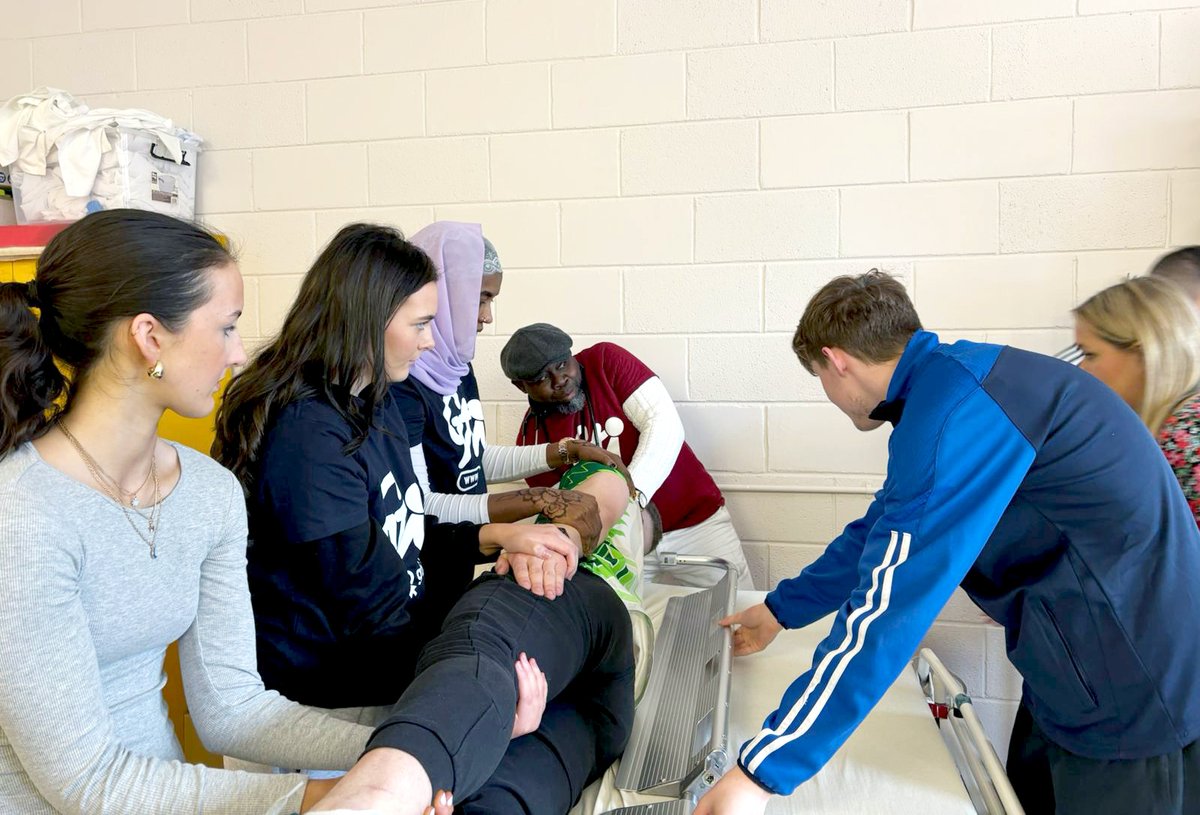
top-left (306, 75), bottom-right (424, 143)
top-left (991, 15), bottom-right (1159, 100)
top-left (1073, 91), bottom-right (1200, 172)
top-left (193, 83), bottom-right (305, 150)
top-left (8, 0), bottom-right (82, 39)
top-left (999, 174), bottom-right (1168, 252)
top-left (18, 0), bottom-right (1200, 769)
top-left (695, 190), bottom-right (839, 261)
top-left (491, 130), bottom-right (619, 200)
top-left (762, 0), bottom-right (909, 41)
top-left (835, 29), bottom-right (990, 111)
top-left (761, 112), bottom-right (907, 188)
top-left (485, 0), bottom-right (614, 63)
top-left (617, 0), bottom-right (757, 53)
top-left (83, 0), bottom-right (188, 31)
top-left (426, 63), bottom-right (550, 136)
top-left (909, 100), bottom-right (1073, 180)
top-left (913, 0), bottom-right (1074, 29)
top-left (686, 42), bottom-right (832, 119)
top-left (1162, 9), bottom-right (1200, 89)
top-left (553, 54), bottom-right (686, 128)
top-left (621, 120), bottom-right (759, 195)
top-left (141, 22), bottom-right (248, 88)
top-left (841, 181), bottom-right (999, 257)
top-left (34, 31), bottom-right (138, 95)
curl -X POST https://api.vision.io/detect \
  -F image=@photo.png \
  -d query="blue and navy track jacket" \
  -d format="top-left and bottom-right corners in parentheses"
top-left (743, 331), bottom-right (1200, 795)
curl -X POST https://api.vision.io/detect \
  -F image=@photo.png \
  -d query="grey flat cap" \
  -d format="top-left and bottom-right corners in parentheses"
top-left (501, 323), bottom-right (573, 380)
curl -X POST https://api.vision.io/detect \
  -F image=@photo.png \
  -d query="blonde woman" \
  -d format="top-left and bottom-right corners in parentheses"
top-left (1074, 276), bottom-right (1200, 524)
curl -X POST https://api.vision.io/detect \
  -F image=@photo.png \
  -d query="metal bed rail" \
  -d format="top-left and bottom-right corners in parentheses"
top-left (917, 648), bottom-right (1025, 815)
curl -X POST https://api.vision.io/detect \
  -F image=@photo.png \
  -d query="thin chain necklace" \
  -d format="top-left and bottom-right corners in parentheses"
top-left (58, 420), bottom-right (162, 559)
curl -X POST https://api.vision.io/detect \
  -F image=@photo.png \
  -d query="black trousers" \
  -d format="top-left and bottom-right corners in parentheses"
top-left (367, 570), bottom-right (636, 814)
top-left (1007, 701), bottom-right (1200, 815)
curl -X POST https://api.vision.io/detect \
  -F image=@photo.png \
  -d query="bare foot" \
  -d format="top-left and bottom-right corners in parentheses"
top-left (308, 748), bottom-right (431, 815)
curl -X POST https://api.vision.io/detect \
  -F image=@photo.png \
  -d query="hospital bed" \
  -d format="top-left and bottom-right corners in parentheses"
top-left (574, 563), bottom-right (1022, 815)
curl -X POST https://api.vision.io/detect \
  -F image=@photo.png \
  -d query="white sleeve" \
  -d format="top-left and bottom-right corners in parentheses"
top-left (482, 443), bottom-right (553, 483)
top-left (410, 444), bottom-right (491, 525)
top-left (621, 376), bottom-right (685, 500)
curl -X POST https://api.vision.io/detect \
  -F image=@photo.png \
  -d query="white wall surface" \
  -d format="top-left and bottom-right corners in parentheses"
top-left (8, 0), bottom-right (1200, 765)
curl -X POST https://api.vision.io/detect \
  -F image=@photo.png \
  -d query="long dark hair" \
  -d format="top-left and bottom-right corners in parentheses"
top-left (213, 223), bottom-right (438, 488)
top-left (0, 209), bottom-right (231, 458)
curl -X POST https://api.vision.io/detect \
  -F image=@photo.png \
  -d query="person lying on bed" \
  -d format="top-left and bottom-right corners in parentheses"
top-left (213, 223), bottom-right (638, 815)
top-left (699, 271), bottom-right (1200, 815)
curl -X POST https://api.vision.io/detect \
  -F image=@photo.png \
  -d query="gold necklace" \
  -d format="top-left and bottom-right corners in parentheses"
top-left (58, 421), bottom-right (162, 559)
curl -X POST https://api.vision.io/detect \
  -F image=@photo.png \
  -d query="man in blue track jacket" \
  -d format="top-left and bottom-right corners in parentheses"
top-left (696, 271), bottom-right (1200, 815)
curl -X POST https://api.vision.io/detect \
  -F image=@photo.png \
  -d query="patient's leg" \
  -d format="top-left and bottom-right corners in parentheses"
top-left (314, 465), bottom-right (637, 815)
top-left (316, 568), bottom-right (633, 814)
top-left (536, 463), bottom-right (633, 554)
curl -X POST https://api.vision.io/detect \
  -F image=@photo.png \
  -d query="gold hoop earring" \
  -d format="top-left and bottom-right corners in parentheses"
top-left (147, 361), bottom-right (164, 379)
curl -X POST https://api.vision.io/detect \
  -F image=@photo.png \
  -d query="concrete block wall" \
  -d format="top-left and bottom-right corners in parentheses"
top-left (8, 0), bottom-right (1200, 763)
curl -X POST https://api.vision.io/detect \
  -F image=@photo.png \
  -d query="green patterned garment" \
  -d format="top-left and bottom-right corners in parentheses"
top-left (536, 461), bottom-right (643, 606)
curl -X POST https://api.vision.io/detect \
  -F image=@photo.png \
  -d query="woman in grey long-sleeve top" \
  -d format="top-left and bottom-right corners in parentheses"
top-left (0, 210), bottom-right (375, 814)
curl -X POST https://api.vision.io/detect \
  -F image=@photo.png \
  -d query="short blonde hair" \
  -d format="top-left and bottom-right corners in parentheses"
top-left (1074, 276), bottom-right (1200, 433)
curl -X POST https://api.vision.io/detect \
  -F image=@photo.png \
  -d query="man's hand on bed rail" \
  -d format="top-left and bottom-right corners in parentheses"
top-left (694, 767), bottom-right (771, 815)
top-left (719, 603), bottom-right (783, 656)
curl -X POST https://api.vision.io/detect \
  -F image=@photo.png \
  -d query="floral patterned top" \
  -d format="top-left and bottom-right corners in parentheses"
top-left (1157, 392), bottom-right (1200, 527)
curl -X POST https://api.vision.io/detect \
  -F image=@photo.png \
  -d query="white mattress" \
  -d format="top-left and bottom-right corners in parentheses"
top-left (573, 586), bottom-right (976, 815)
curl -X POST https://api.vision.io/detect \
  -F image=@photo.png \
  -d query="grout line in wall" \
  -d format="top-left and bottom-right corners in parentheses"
top-left (1158, 14), bottom-right (1163, 89)
top-left (835, 188), bottom-right (842, 258)
top-left (618, 266), bottom-right (625, 333)
top-left (1071, 256), bottom-right (1079, 305)
top-left (830, 41), bottom-right (837, 111)
top-left (994, 181), bottom-right (1001, 256)
top-left (759, 264), bottom-right (766, 332)
top-left (907, 0), bottom-right (914, 30)
top-left (132, 29), bottom-right (141, 92)
top-left (986, 28), bottom-right (993, 103)
top-left (755, 119), bottom-right (762, 190)
top-left (690, 196), bottom-right (697, 262)
top-left (1166, 174), bottom-right (1174, 247)
top-left (613, 0), bottom-right (620, 55)
top-left (755, 0), bottom-right (762, 42)
top-left (485, 134), bottom-right (493, 202)
top-left (1068, 101), bottom-right (1075, 174)
top-left (905, 111), bottom-right (911, 183)
top-left (421, 72), bottom-right (428, 137)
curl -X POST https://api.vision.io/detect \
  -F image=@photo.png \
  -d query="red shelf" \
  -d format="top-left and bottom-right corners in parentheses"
top-left (0, 223), bottom-right (72, 248)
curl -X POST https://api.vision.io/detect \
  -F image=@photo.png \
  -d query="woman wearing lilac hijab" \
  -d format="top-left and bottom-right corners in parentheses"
top-left (393, 222), bottom-right (629, 590)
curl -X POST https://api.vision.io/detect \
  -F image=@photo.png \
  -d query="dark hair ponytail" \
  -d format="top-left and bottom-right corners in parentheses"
top-left (0, 209), bottom-right (233, 458)
top-left (214, 223), bottom-right (438, 488)
top-left (0, 281), bottom-right (67, 454)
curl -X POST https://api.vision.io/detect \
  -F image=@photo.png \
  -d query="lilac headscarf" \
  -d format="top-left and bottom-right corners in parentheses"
top-left (408, 221), bottom-right (485, 396)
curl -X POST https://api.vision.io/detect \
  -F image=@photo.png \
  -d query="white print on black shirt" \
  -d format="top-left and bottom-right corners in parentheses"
top-left (443, 393), bottom-right (485, 491)
top-left (379, 472), bottom-right (426, 598)
top-left (577, 416), bottom-right (625, 456)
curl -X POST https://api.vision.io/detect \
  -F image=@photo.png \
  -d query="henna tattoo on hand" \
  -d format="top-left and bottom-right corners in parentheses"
top-left (514, 487), bottom-right (602, 555)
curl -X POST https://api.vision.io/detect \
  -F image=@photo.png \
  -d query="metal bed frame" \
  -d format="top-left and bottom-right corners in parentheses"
top-left (917, 648), bottom-right (1025, 815)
